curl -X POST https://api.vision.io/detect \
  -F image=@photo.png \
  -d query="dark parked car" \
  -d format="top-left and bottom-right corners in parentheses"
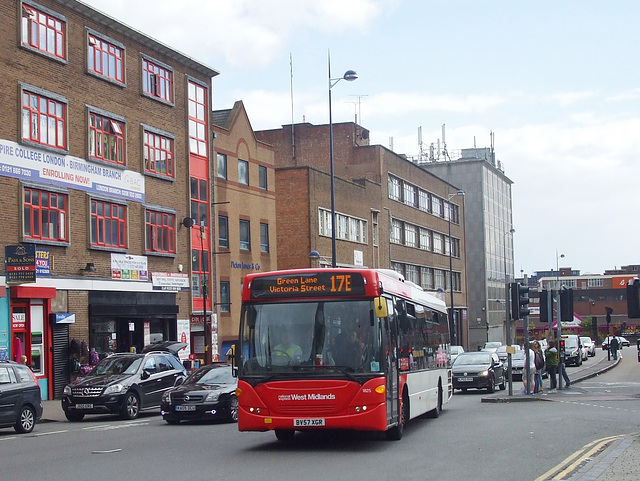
top-left (452, 351), bottom-right (506, 393)
top-left (561, 335), bottom-right (583, 367)
top-left (0, 360), bottom-right (43, 433)
top-left (161, 363), bottom-right (238, 424)
top-left (62, 343), bottom-right (187, 421)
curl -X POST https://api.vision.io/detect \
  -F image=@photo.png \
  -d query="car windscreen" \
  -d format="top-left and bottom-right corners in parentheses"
top-left (454, 353), bottom-right (491, 365)
top-left (187, 366), bottom-right (236, 385)
top-left (564, 339), bottom-right (578, 349)
top-left (89, 356), bottom-right (142, 376)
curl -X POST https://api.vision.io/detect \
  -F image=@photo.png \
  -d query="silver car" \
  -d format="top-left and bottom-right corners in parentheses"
top-left (580, 336), bottom-right (595, 357)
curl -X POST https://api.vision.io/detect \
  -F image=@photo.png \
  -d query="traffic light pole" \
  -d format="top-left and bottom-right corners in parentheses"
top-left (506, 281), bottom-right (513, 396)
top-left (556, 289), bottom-right (563, 391)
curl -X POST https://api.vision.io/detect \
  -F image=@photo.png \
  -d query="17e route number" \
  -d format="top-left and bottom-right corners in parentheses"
top-left (330, 275), bottom-right (351, 293)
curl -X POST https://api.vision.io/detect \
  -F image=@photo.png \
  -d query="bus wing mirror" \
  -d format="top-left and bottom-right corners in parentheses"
top-left (229, 344), bottom-right (240, 377)
top-left (374, 297), bottom-right (388, 318)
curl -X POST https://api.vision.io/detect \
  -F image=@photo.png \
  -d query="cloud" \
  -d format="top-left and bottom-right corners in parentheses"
top-left (81, 0), bottom-right (395, 69)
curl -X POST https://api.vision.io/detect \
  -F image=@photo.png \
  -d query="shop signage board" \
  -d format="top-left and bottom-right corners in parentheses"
top-left (5, 244), bottom-right (36, 285)
top-left (0, 139), bottom-right (145, 202)
top-left (111, 253), bottom-right (148, 281)
top-left (151, 272), bottom-right (190, 291)
top-left (36, 248), bottom-right (50, 276)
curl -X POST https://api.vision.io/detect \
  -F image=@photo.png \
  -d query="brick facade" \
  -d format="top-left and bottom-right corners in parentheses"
top-left (0, 0), bottom-right (217, 398)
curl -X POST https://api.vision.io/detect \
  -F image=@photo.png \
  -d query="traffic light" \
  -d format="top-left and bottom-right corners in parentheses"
top-left (559, 338), bottom-right (566, 353)
top-left (510, 282), bottom-right (530, 320)
top-left (605, 306), bottom-right (613, 325)
top-left (627, 278), bottom-right (640, 318)
top-left (559, 288), bottom-right (574, 322)
top-left (540, 290), bottom-right (554, 323)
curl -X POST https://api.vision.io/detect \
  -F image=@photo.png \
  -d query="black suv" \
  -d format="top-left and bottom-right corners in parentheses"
top-left (0, 360), bottom-right (43, 433)
top-left (61, 342), bottom-right (187, 421)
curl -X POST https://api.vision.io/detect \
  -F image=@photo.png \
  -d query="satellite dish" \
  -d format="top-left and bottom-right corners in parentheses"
top-left (182, 217), bottom-right (195, 228)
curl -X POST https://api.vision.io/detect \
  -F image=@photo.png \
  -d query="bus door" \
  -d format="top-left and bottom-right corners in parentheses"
top-left (384, 297), bottom-right (399, 426)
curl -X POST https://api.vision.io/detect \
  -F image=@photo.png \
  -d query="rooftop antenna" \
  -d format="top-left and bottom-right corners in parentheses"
top-left (389, 137), bottom-right (394, 151)
top-left (442, 124), bottom-right (451, 161)
top-left (418, 126), bottom-right (424, 161)
top-left (349, 94), bottom-right (368, 125)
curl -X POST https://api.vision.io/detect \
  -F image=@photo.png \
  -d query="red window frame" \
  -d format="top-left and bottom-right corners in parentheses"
top-left (22, 90), bottom-right (66, 150)
top-left (145, 209), bottom-right (176, 254)
top-left (188, 81), bottom-right (208, 157)
top-left (142, 59), bottom-right (173, 103)
top-left (21, 4), bottom-right (66, 60)
top-left (88, 33), bottom-right (124, 83)
top-left (144, 130), bottom-right (174, 178)
top-left (90, 199), bottom-right (127, 248)
top-left (89, 112), bottom-right (125, 165)
top-left (23, 187), bottom-right (68, 242)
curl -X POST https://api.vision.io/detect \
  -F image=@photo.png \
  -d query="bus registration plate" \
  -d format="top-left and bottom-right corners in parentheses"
top-left (294, 418), bottom-right (325, 427)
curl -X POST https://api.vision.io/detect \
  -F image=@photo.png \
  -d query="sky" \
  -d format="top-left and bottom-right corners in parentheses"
top-left (81, 0), bottom-right (640, 277)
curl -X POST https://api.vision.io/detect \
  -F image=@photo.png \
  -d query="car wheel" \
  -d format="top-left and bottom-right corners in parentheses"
top-left (275, 429), bottom-right (295, 441)
top-left (487, 377), bottom-right (495, 393)
top-left (15, 406), bottom-right (36, 434)
top-left (228, 395), bottom-right (239, 423)
top-left (64, 410), bottom-right (85, 422)
top-left (499, 378), bottom-right (506, 390)
top-left (120, 392), bottom-right (140, 420)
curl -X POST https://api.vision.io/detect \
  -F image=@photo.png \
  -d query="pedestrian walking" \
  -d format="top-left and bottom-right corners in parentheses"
top-left (545, 340), bottom-right (559, 390)
top-left (532, 341), bottom-right (545, 393)
top-left (523, 342), bottom-right (536, 394)
top-left (610, 336), bottom-right (619, 361)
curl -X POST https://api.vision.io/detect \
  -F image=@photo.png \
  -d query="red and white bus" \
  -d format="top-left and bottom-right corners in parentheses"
top-left (234, 268), bottom-right (452, 441)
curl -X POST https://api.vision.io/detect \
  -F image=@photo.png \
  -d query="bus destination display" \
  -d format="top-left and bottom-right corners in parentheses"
top-left (250, 272), bottom-right (366, 299)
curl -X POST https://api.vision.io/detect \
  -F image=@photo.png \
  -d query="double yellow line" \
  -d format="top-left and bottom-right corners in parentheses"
top-left (535, 432), bottom-right (638, 481)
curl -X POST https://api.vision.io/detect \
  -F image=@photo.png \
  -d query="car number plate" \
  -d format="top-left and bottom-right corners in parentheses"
top-left (175, 405), bottom-right (196, 412)
top-left (294, 418), bottom-right (325, 427)
top-left (457, 377), bottom-right (473, 382)
top-left (76, 403), bottom-right (93, 409)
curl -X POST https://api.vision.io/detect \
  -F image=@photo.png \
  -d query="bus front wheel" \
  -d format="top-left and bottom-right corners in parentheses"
top-left (386, 393), bottom-right (408, 440)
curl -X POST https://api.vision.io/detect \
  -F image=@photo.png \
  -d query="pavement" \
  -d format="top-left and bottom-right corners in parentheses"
top-left (482, 353), bottom-right (640, 480)
top-left (39, 354), bottom-right (637, 480)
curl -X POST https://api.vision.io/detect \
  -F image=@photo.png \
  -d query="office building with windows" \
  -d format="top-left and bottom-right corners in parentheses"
top-left (421, 148), bottom-right (514, 350)
top-left (256, 121), bottom-right (469, 347)
top-left (0, 0), bottom-right (218, 398)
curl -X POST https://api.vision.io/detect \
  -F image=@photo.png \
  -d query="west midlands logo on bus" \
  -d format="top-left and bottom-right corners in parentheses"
top-left (278, 393), bottom-right (336, 401)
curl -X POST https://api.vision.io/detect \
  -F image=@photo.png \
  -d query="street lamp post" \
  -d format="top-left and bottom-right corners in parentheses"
top-left (328, 52), bottom-right (357, 267)
top-left (556, 250), bottom-right (565, 390)
top-left (504, 227), bottom-right (515, 395)
top-left (447, 189), bottom-right (464, 345)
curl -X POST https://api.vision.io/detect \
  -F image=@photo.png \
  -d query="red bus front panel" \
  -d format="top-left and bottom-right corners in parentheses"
top-left (237, 378), bottom-right (388, 432)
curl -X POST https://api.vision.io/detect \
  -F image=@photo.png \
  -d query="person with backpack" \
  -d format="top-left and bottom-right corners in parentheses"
top-left (532, 341), bottom-right (545, 393)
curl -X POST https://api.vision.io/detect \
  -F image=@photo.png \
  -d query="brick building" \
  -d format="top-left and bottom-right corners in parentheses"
top-left (256, 122), bottom-right (469, 348)
top-left (211, 101), bottom-right (277, 353)
top-left (0, 0), bottom-right (218, 399)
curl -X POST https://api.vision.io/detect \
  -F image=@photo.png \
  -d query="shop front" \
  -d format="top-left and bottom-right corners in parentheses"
top-left (9, 285), bottom-right (57, 400)
top-left (88, 291), bottom-right (179, 357)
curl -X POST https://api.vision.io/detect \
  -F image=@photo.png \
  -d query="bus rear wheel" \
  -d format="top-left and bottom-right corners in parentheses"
top-left (426, 384), bottom-right (442, 418)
